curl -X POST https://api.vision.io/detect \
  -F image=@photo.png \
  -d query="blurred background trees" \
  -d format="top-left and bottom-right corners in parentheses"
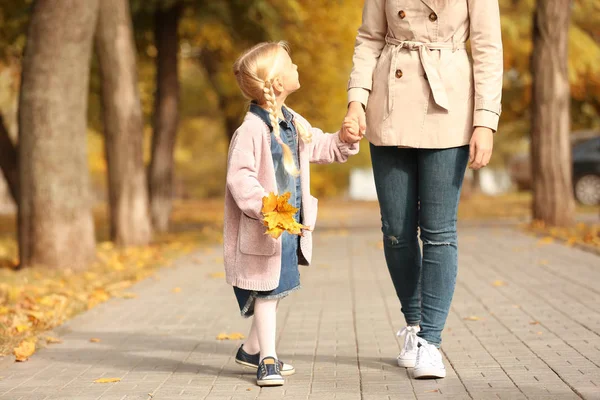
top-left (0, 0), bottom-right (598, 269)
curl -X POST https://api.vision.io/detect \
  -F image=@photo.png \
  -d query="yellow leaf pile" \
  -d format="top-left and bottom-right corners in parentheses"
top-left (261, 193), bottom-right (309, 239)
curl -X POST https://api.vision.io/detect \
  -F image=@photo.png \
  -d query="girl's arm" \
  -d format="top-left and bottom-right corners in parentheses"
top-left (467, 0), bottom-right (503, 132)
top-left (303, 118), bottom-right (359, 164)
top-left (226, 132), bottom-right (268, 220)
top-left (348, 0), bottom-right (387, 108)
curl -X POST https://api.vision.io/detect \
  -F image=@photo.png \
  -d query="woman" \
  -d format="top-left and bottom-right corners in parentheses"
top-left (341, 0), bottom-right (503, 379)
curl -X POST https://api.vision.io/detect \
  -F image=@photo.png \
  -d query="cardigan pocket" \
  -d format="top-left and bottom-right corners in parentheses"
top-left (239, 213), bottom-right (277, 256)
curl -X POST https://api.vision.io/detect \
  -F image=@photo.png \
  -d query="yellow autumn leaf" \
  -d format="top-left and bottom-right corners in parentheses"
top-left (14, 340), bottom-right (35, 362)
top-left (45, 336), bottom-right (63, 344)
top-left (537, 237), bottom-right (554, 245)
top-left (208, 272), bottom-right (225, 279)
top-left (216, 332), bottom-right (245, 340)
top-left (90, 338), bottom-right (101, 343)
top-left (94, 377), bottom-right (121, 383)
top-left (15, 324), bottom-right (30, 333)
top-left (262, 192), bottom-right (279, 214)
top-left (464, 316), bottom-right (481, 321)
top-left (172, 287), bottom-right (182, 293)
top-left (261, 192), bottom-right (309, 239)
top-left (492, 280), bottom-right (507, 287)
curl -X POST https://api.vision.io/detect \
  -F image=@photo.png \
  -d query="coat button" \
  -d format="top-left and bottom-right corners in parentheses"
top-left (395, 69), bottom-right (403, 79)
top-left (429, 12), bottom-right (438, 22)
top-left (398, 10), bottom-right (406, 19)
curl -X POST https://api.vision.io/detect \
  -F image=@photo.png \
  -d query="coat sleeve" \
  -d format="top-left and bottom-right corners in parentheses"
top-left (226, 129), bottom-right (268, 220)
top-left (347, 0), bottom-right (388, 108)
top-left (468, 0), bottom-right (504, 132)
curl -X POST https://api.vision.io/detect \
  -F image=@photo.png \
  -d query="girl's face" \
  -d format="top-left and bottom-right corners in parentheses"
top-left (277, 49), bottom-right (300, 95)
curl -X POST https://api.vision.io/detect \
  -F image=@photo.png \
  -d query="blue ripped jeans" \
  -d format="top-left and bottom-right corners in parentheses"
top-left (370, 144), bottom-right (469, 347)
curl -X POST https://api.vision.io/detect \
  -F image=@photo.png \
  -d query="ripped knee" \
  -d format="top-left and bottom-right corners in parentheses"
top-left (422, 238), bottom-right (455, 247)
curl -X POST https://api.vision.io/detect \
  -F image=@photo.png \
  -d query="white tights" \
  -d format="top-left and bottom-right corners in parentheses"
top-left (243, 298), bottom-right (278, 361)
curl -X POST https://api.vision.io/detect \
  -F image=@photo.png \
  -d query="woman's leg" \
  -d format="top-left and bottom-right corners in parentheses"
top-left (253, 297), bottom-right (278, 361)
top-left (417, 146), bottom-right (469, 347)
top-left (370, 144), bottom-right (421, 325)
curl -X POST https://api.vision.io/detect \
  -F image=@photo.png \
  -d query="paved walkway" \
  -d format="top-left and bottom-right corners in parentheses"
top-left (0, 210), bottom-right (599, 400)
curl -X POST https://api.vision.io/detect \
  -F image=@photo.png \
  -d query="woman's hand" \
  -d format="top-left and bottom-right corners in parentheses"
top-left (340, 101), bottom-right (366, 143)
top-left (469, 127), bottom-right (494, 170)
top-left (341, 118), bottom-right (361, 144)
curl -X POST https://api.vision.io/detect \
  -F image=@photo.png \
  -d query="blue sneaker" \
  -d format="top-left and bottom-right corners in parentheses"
top-left (235, 345), bottom-right (295, 376)
top-left (256, 357), bottom-right (284, 387)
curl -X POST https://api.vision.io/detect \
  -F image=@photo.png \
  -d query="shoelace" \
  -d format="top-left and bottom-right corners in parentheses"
top-left (396, 326), bottom-right (419, 355)
top-left (416, 341), bottom-right (442, 366)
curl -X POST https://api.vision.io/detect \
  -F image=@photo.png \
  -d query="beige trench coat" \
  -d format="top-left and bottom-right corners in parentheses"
top-left (348, 0), bottom-right (503, 148)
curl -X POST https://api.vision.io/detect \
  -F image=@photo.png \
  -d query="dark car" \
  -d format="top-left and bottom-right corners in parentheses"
top-left (572, 136), bottom-right (600, 205)
top-left (508, 133), bottom-right (600, 205)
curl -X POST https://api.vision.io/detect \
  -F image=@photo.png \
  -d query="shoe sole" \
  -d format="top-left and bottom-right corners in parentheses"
top-left (235, 359), bottom-right (296, 376)
top-left (257, 377), bottom-right (284, 386)
top-left (397, 358), bottom-right (416, 368)
top-left (413, 368), bottom-right (446, 379)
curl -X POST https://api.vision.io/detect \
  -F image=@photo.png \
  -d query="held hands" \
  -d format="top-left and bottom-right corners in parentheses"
top-left (340, 101), bottom-right (366, 144)
top-left (469, 127), bottom-right (494, 170)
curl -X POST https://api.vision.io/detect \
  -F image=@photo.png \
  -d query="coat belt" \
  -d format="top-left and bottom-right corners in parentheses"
top-left (385, 36), bottom-right (466, 111)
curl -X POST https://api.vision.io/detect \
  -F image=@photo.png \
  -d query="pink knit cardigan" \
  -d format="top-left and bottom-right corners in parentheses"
top-left (223, 109), bottom-right (359, 291)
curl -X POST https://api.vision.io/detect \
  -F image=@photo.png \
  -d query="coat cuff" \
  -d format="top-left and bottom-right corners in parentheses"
top-left (348, 88), bottom-right (370, 108)
top-left (474, 99), bottom-right (501, 132)
top-left (473, 109), bottom-right (500, 132)
top-left (334, 132), bottom-right (360, 156)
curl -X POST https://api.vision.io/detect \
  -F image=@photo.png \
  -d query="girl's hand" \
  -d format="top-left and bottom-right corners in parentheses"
top-left (341, 117), bottom-right (362, 144)
top-left (340, 102), bottom-right (365, 143)
top-left (469, 127), bottom-right (494, 170)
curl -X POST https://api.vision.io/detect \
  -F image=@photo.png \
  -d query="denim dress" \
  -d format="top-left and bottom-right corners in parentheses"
top-left (233, 104), bottom-right (302, 317)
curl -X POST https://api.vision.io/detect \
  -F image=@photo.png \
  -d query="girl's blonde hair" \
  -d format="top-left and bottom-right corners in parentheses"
top-left (233, 41), bottom-right (312, 176)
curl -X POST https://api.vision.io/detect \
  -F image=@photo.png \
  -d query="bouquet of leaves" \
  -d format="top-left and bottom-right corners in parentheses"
top-left (261, 192), bottom-right (310, 239)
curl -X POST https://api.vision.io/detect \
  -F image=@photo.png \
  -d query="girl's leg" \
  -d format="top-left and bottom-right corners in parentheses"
top-left (370, 144), bottom-right (421, 325)
top-left (417, 146), bottom-right (469, 347)
top-left (253, 297), bottom-right (278, 361)
top-left (243, 299), bottom-right (281, 355)
top-left (243, 316), bottom-right (260, 355)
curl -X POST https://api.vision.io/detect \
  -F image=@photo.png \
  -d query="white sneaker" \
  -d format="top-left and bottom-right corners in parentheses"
top-left (413, 338), bottom-right (446, 379)
top-left (396, 326), bottom-right (420, 367)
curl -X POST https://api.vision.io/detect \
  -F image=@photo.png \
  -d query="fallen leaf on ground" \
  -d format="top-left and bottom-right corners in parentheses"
top-left (425, 389), bottom-right (439, 393)
top-left (537, 237), bottom-right (554, 246)
top-left (94, 377), bottom-right (121, 383)
top-left (120, 292), bottom-right (137, 299)
top-left (208, 272), bottom-right (225, 279)
top-left (90, 338), bottom-right (101, 343)
top-left (14, 340), bottom-right (36, 361)
top-left (464, 316), bottom-right (481, 321)
top-left (492, 280), bottom-right (506, 287)
top-left (45, 336), bottom-right (62, 344)
top-left (172, 287), bottom-right (182, 293)
top-left (216, 332), bottom-right (245, 340)
top-left (536, 331), bottom-right (543, 335)
top-left (529, 321), bottom-right (540, 325)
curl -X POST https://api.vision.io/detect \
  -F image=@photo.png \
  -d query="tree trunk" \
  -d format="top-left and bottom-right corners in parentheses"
top-left (148, 2), bottom-right (182, 232)
top-left (0, 114), bottom-right (19, 203)
top-left (95, 0), bottom-right (152, 246)
top-left (530, 0), bottom-right (576, 227)
top-left (198, 48), bottom-right (243, 140)
top-left (18, 0), bottom-right (98, 269)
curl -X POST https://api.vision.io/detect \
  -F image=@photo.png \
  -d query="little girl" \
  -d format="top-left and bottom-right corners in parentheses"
top-left (223, 41), bottom-right (360, 387)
